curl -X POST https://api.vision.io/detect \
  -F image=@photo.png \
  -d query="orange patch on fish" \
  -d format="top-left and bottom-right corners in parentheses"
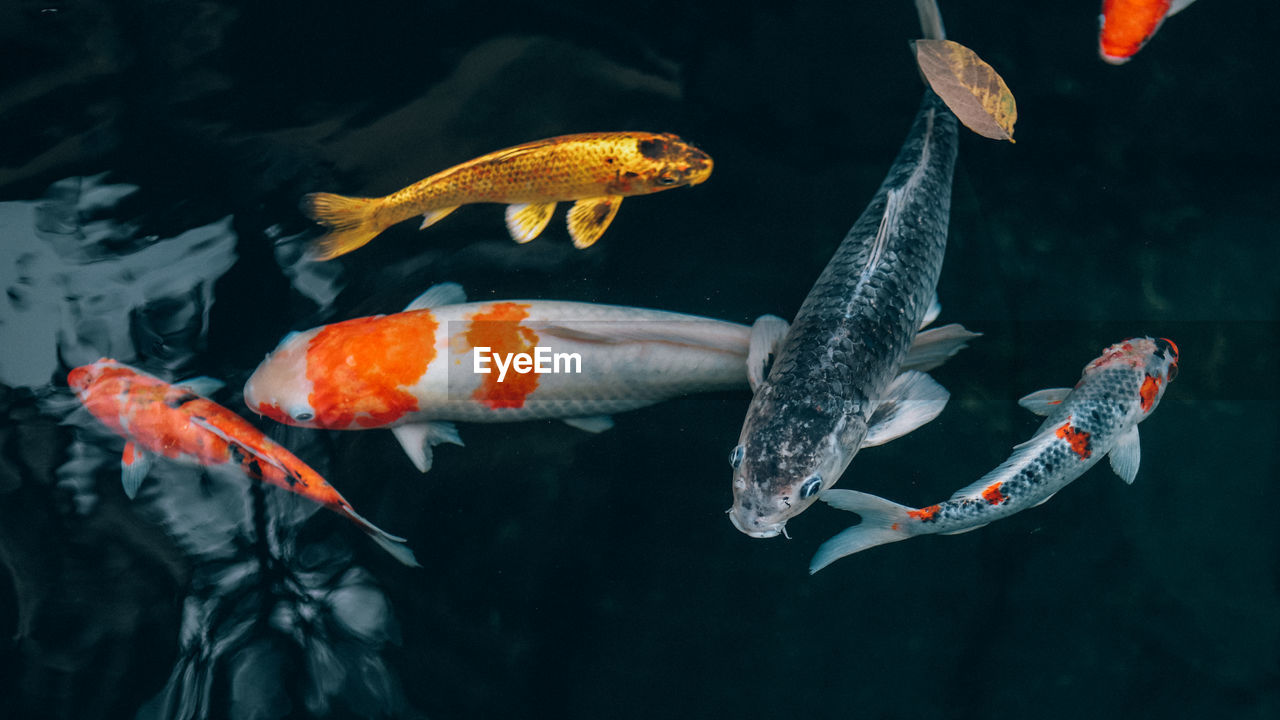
top-left (1140, 374), bottom-right (1161, 412)
top-left (982, 482), bottom-right (1007, 505)
top-left (1100, 0), bottom-right (1172, 61)
top-left (305, 310), bottom-right (438, 428)
top-left (1055, 420), bottom-right (1092, 459)
top-left (464, 302), bottom-right (540, 409)
top-left (908, 505), bottom-right (941, 522)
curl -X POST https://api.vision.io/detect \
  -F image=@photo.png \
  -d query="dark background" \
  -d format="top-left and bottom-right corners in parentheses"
top-left (2, 1), bottom-right (1278, 718)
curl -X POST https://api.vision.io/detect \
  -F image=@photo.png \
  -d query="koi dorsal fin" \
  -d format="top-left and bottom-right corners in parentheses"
top-left (1017, 388), bottom-right (1071, 416)
top-left (405, 282), bottom-right (467, 312)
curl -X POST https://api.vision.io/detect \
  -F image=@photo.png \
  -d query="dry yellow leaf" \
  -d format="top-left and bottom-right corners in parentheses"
top-left (914, 39), bottom-right (1017, 143)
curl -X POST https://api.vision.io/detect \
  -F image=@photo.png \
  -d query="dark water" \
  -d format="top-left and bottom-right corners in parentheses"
top-left (3, 1), bottom-right (1278, 718)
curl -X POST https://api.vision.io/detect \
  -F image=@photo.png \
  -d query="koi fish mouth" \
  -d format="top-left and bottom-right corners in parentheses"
top-left (727, 507), bottom-right (786, 539)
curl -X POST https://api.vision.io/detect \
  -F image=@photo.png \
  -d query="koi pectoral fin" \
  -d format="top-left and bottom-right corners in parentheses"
top-left (1108, 425), bottom-right (1141, 484)
top-left (861, 371), bottom-right (950, 448)
top-left (748, 314), bottom-right (790, 391)
top-left (392, 421), bottom-right (464, 473)
top-left (504, 202), bottom-right (556, 243)
top-left (566, 196), bottom-right (621, 249)
top-left (121, 441), bottom-right (153, 499)
top-left (901, 323), bottom-right (981, 373)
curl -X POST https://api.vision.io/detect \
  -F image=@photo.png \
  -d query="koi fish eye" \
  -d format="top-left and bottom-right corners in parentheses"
top-left (729, 445), bottom-right (745, 469)
top-left (1165, 363), bottom-right (1178, 382)
top-left (799, 474), bottom-right (823, 500)
top-left (654, 171), bottom-right (680, 186)
top-left (293, 411), bottom-right (314, 422)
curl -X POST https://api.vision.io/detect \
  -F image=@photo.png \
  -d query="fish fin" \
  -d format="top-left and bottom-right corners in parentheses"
top-left (301, 192), bottom-right (384, 261)
top-left (861, 371), bottom-right (950, 448)
top-left (1108, 425), bottom-right (1141, 484)
top-left (536, 321), bottom-right (749, 355)
top-left (566, 196), bottom-right (622, 249)
top-left (339, 503), bottom-right (422, 568)
top-left (1017, 388), bottom-right (1072, 416)
top-left (419, 206), bottom-right (458, 230)
top-left (810, 490), bottom-right (915, 573)
top-left (121, 441), bottom-right (152, 499)
top-left (915, 0), bottom-right (945, 40)
top-left (504, 202), bottom-right (556, 244)
top-left (187, 417), bottom-right (288, 473)
top-left (391, 421), bottom-right (464, 473)
top-left (747, 314), bottom-right (790, 391)
top-left (949, 440), bottom-right (1047, 501)
top-left (174, 376), bottom-right (224, 397)
top-left (901, 323), bottom-right (981, 372)
top-left (1168, 0), bottom-right (1197, 17)
top-left (865, 187), bottom-right (904, 272)
top-left (562, 415), bottom-right (614, 433)
top-left (404, 282), bottom-right (467, 311)
top-left (919, 293), bottom-right (941, 329)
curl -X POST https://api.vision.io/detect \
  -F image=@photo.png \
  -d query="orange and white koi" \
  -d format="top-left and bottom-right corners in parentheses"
top-left (811, 337), bottom-right (1178, 573)
top-left (1099, 0), bottom-right (1197, 64)
top-left (302, 131), bottom-right (713, 260)
top-left (243, 283), bottom-right (978, 474)
top-left (68, 359), bottom-right (419, 566)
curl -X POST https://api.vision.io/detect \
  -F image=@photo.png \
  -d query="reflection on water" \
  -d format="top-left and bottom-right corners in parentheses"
top-left (3, 174), bottom-right (408, 719)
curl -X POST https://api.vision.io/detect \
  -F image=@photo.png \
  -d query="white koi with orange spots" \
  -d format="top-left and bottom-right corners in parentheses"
top-left (244, 283), bottom-right (978, 474)
top-left (810, 337), bottom-right (1179, 573)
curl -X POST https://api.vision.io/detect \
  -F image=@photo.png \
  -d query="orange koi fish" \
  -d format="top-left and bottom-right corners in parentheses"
top-left (1099, 0), bottom-right (1197, 64)
top-left (303, 131), bottom-right (713, 260)
top-left (68, 359), bottom-right (419, 566)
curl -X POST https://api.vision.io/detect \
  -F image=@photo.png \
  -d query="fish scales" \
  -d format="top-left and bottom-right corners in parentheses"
top-left (730, 90), bottom-right (958, 537)
top-left (810, 337), bottom-right (1178, 571)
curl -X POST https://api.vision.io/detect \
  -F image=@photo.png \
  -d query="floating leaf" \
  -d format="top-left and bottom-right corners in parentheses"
top-left (914, 39), bottom-right (1017, 142)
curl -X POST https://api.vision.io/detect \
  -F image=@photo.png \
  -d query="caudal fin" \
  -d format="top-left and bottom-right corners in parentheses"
top-left (341, 503), bottom-right (422, 567)
top-left (809, 490), bottom-right (915, 573)
top-left (302, 192), bottom-right (384, 261)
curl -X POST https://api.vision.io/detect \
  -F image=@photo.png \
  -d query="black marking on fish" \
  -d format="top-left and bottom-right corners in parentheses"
top-left (165, 391), bottom-right (199, 409)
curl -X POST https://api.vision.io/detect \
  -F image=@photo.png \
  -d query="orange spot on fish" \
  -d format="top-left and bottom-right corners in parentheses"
top-left (982, 482), bottom-right (1007, 505)
top-left (464, 302), bottom-right (540, 409)
top-left (1140, 374), bottom-right (1161, 412)
top-left (305, 310), bottom-right (438, 428)
top-left (908, 505), bottom-right (941, 522)
top-left (1100, 0), bottom-right (1172, 61)
top-left (1055, 420), bottom-right (1092, 459)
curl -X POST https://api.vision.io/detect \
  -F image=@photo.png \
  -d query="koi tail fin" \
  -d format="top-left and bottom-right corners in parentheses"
top-left (809, 490), bottom-right (915, 574)
top-left (341, 503), bottom-right (422, 568)
top-left (302, 192), bottom-right (384, 261)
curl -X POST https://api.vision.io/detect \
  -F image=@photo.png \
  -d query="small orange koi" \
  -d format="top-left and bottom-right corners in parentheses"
top-left (302, 131), bottom-right (713, 260)
top-left (1099, 0), bottom-right (1197, 64)
top-left (68, 359), bottom-right (419, 566)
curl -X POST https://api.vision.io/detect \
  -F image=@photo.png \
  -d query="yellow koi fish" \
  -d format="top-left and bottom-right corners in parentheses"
top-left (302, 131), bottom-right (713, 260)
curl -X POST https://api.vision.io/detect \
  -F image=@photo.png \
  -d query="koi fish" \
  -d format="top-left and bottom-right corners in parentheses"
top-left (302, 131), bottom-right (713, 260)
top-left (1099, 0), bottom-right (1197, 64)
top-left (243, 283), bottom-right (978, 474)
top-left (811, 337), bottom-right (1179, 573)
top-left (67, 359), bottom-right (420, 566)
top-left (728, 84), bottom-right (960, 539)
